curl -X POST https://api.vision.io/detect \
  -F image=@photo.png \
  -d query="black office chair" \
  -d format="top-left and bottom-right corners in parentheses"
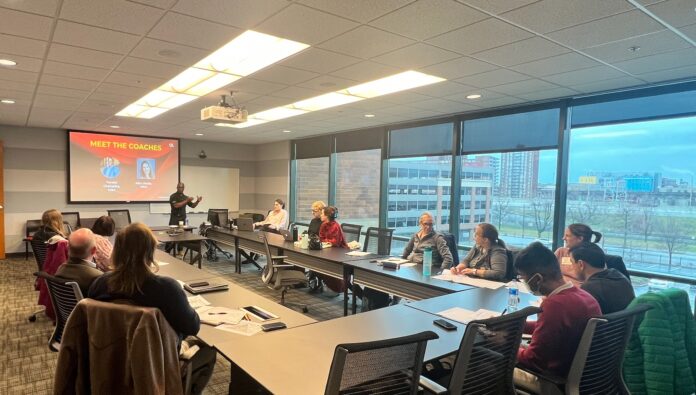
top-left (421, 306), bottom-right (541, 395)
top-left (28, 239), bottom-right (49, 322)
top-left (237, 213), bottom-right (264, 270)
top-left (34, 271), bottom-right (84, 352)
top-left (341, 223), bottom-right (362, 244)
top-left (107, 209), bottom-right (131, 230)
top-left (439, 232), bottom-right (459, 269)
top-left (62, 212), bottom-right (81, 230)
top-left (23, 219), bottom-right (42, 260)
top-left (324, 331), bottom-right (439, 394)
top-left (505, 248), bottom-right (520, 282)
top-left (362, 227), bottom-right (394, 255)
top-left (605, 254), bottom-right (630, 280)
top-left (79, 217), bottom-right (99, 231)
top-left (260, 233), bottom-right (308, 313)
top-left (517, 304), bottom-right (651, 395)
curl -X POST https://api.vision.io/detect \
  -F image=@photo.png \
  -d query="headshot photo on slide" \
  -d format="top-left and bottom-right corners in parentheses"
top-left (137, 158), bottom-right (156, 180)
top-left (100, 156), bottom-right (120, 179)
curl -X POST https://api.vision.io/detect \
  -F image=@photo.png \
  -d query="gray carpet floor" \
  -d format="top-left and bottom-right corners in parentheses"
top-left (1, 248), bottom-right (351, 394)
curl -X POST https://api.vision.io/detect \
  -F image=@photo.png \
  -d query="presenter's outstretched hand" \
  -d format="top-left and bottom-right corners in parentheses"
top-left (196, 196), bottom-right (203, 203)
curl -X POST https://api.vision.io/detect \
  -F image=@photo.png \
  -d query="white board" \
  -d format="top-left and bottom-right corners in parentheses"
top-left (150, 165), bottom-right (239, 214)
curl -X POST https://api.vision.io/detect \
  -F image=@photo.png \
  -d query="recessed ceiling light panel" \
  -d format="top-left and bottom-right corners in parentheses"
top-left (0, 59), bottom-right (17, 66)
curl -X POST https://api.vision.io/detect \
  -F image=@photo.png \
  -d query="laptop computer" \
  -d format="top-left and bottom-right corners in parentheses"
top-left (236, 217), bottom-right (255, 231)
top-left (279, 228), bottom-right (294, 241)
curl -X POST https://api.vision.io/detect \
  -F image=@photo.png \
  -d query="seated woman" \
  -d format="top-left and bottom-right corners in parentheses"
top-left (555, 223), bottom-right (602, 285)
top-left (33, 209), bottom-right (67, 242)
top-left (308, 200), bottom-right (326, 237)
top-left (319, 206), bottom-right (348, 248)
top-left (91, 215), bottom-right (115, 272)
top-left (402, 212), bottom-right (453, 268)
top-left (451, 223), bottom-right (508, 281)
top-left (254, 198), bottom-right (288, 233)
top-left (88, 223), bottom-right (216, 395)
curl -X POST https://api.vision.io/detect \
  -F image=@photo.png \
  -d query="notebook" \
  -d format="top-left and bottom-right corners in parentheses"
top-left (236, 217), bottom-right (254, 231)
top-left (184, 281), bottom-right (229, 294)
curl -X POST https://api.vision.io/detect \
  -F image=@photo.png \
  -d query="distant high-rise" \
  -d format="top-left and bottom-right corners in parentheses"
top-left (499, 151), bottom-right (539, 198)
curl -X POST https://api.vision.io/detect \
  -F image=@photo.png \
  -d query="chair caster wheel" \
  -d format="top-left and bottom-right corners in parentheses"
top-left (28, 315), bottom-right (36, 322)
top-left (302, 307), bottom-right (308, 313)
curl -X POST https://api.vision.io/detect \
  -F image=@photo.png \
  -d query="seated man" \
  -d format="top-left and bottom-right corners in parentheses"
top-left (513, 242), bottom-right (601, 395)
top-left (569, 242), bottom-right (635, 314)
top-left (55, 228), bottom-right (103, 295)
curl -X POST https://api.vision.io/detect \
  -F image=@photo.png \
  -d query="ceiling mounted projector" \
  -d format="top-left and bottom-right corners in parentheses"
top-left (201, 94), bottom-right (247, 124)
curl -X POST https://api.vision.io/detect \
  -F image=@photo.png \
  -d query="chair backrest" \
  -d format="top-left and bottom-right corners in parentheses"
top-left (35, 271), bottom-right (83, 351)
top-left (30, 238), bottom-right (48, 271)
top-left (62, 212), bottom-right (81, 230)
top-left (567, 304), bottom-right (651, 394)
top-left (448, 306), bottom-right (541, 394)
top-left (439, 232), bottom-right (459, 268)
top-left (324, 330), bottom-right (438, 395)
top-left (207, 209), bottom-right (229, 227)
top-left (240, 212), bottom-right (265, 223)
top-left (80, 217), bottom-right (99, 230)
top-left (605, 254), bottom-right (631, 280)
top-left (107, 209), bottom-right (131, 229)
top-left (26, 219), bottom-right (42, 238)
top-left (505, 248), bottom-right (520, 282)
top-left (362, 227), bottom-right (394, 255)
top-left (341, 223), bottom-right (362, 244)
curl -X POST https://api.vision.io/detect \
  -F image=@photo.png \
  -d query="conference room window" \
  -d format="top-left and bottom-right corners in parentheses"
top-left (566, 114), bottom-right (696, 285)
top-left (335, 148), bottom-right (381, 229)
top-left (295, 157), bottom-right (329, 223)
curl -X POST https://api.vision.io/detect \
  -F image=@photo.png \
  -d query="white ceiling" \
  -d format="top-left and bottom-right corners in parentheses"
top-left (0, 0), bottom-right (694, 144)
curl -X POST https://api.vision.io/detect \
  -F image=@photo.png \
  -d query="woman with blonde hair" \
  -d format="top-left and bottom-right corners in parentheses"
top-left (33, 209), bottom-right (67, 242)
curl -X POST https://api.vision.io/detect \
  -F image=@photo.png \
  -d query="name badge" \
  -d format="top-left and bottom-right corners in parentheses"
top-left (561, 256), bottom-right (572, 265)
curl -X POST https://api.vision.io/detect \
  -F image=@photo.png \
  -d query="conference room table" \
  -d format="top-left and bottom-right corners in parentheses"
top-left (154, 250), bottom-right (219, 282)
top-left (153, 229), bottom-right (207, 268)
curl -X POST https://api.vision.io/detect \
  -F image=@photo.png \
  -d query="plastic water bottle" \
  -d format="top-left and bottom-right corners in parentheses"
top-left (507, 281), bottom-right (519, 313)
top-left (423, 247), bottom-right (432, 277)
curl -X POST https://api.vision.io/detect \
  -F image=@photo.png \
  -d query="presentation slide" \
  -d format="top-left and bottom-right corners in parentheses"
top-left (68, 131), bottom-right (179, 202)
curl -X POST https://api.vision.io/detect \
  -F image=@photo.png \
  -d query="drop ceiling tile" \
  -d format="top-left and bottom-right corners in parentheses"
top-left (319, 26), bottom-right (415, 59)
top-left (501, 0), bottom-right (632, 34)
top-left (372, 43), bottom-right (460, 69)
top-left (410, 81), bottom-right (477, 97)
top-left (0, 53), bottom-right (43, 72)
top-left (488, 78), bottom-right (560, 95)
top-left (0, 110), bottom-right (29, 126)
top-left (148, 12), bottom-right (242, 50)
top-left (257, 4), bottom-right (359, 45)
top-left (33, 94), bottom-right (85, 110)
top-left (104, 71), bottom-right (167, 89)
top-left (0, 89), bottom-right (34, 102)
top-left (47, 43), bottom-right (123, 69)
top-left (94, 82), bottom-right (149, 98)
top-left (60, 0), bottom-right (163, 35)
top-left (515, 87), bottom-right (580, 101)
top-left (43, 61), bottom-right (110, 82)
top-left (0, 33), bottom-right (47, 58)
top-left (53, 20), bottom-right (140, 54)
top-left (297, 0), bottom-right (413, 23)
top-left (547, 10), bottom-right (665, 49)
top-left (647, 0), bottom-right (696, 28)
top-left (613, 48), bottom-right (696, 75)
top-left (0, 0), bottom-right (59, 16)
top-left (129, 0), bottom-right (177, 9)
top-left (511, 52), bottom-right (600, 77)
top-left (445, 88), bottom-right (507, 103)
top-left (637, 64), bottom-right (696, 83)
top-left (115, 57), bottom-right (184, 79)
top-left (408, 98), bottom-right (478, 113)
top-left (472, 37), bottom-right (570, 67)
top-left (173, 0), bottom-right (288, 28)
top-left (370, 0), bottom-right (487, 40)
top-left (0, 68), bottom-right (38, 84)
top-left (297, 75), bottom-right (363, 92)
top-left (584, 29), bottom-right (691, 64)
top-left (568, 76), bottom-right (645, 93)
top-left (273, 86), bottom-right (323, 101)
top-left (27, 108), bottom-right (74, 127)
top-left (130, 38), bottom-right (212, 67)
top-left (683, 23), bottom-right (696, 42)
top-left (0, 7), bottom-right (53, 40)
top-left (455, 68), bottom-right (530, 88)
top-left (37, 85), bottom-right (91, 99)
top-left (543, 65), bottom-right (628, 86)
top-left (457, 0), bottom-right (538, 14)
top-left (279, 48), bottom-right (361, 74)
top-left (419, 56), bottom-right (497, 80)
top-left (474, 96), bottom-right (525, 109)
top-left (228, 78), bottom-right (288, 95)
top-left (249, 65), bottom-right (319, 85)
top-left (342, 99), bottom-right (396, 111)
top-left (427, 18), bottom-right (533, 55)
top-left (88, 91), bottom-right (138, 104)
top-left (380, 91), bottom-right (433, 105)
top-left (0, 79), bottom-right (36, 93)
top-left (330, 61), bottom-right (400, 82)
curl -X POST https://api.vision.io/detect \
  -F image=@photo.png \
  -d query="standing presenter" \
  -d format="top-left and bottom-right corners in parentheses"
top-left (169, 182), bottom-right (202, 226)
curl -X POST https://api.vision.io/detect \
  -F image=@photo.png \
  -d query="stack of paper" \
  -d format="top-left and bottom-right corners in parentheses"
top-left (346, 250), bottom-right (371, 256)
top-left (196, 306), bottom-right (246, 326)
top-left (187, 295), bottom-right (210, 309)
top-left (437, 307), bottom-right (500, 324)
top-left (432, 271), bottom-right (505, 289)
top-left (216, 321), bottom-right (263, 336)
top-left (378, 257), bottom-right (410, 265)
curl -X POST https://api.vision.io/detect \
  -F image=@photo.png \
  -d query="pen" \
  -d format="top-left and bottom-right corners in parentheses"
top-left (500, 308), bottom-right (507, 316)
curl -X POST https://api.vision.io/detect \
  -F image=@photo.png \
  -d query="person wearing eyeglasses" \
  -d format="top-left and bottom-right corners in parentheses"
top-left (401, 212), bottom-right (452, 267)
top-left (308, 200), bottom-right (326, 237)
top-left (512, 241), bottom-right (600, 394)
top-left (451, 223), bottom-right (508, 280)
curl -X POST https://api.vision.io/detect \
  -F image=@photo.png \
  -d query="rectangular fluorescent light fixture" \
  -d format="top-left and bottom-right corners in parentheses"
top-left (116, 31), bottom-right (309, 119)
top-left (222, 71), bottom-right (445, 128)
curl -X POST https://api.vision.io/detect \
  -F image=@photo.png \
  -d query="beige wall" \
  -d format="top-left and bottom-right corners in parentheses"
top-left (0, 125), bottom-right (289, 253)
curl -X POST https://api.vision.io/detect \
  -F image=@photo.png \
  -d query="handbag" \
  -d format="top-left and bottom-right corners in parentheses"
top-left (308, 234), bottom-right (323, 250)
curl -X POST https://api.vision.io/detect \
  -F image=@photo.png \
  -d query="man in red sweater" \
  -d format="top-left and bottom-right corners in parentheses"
top-left (513, 242), bottom-right (601, 394)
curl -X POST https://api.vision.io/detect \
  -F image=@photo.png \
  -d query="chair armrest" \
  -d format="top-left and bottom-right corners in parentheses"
top-left (419, 376), bottom-right (448, 394)
top-left (516, 366), bottom-right (566, 386)
top-left (274, 263), bottom-right (296, 269)
top-left (272, 255), bottom-right (288, 260)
